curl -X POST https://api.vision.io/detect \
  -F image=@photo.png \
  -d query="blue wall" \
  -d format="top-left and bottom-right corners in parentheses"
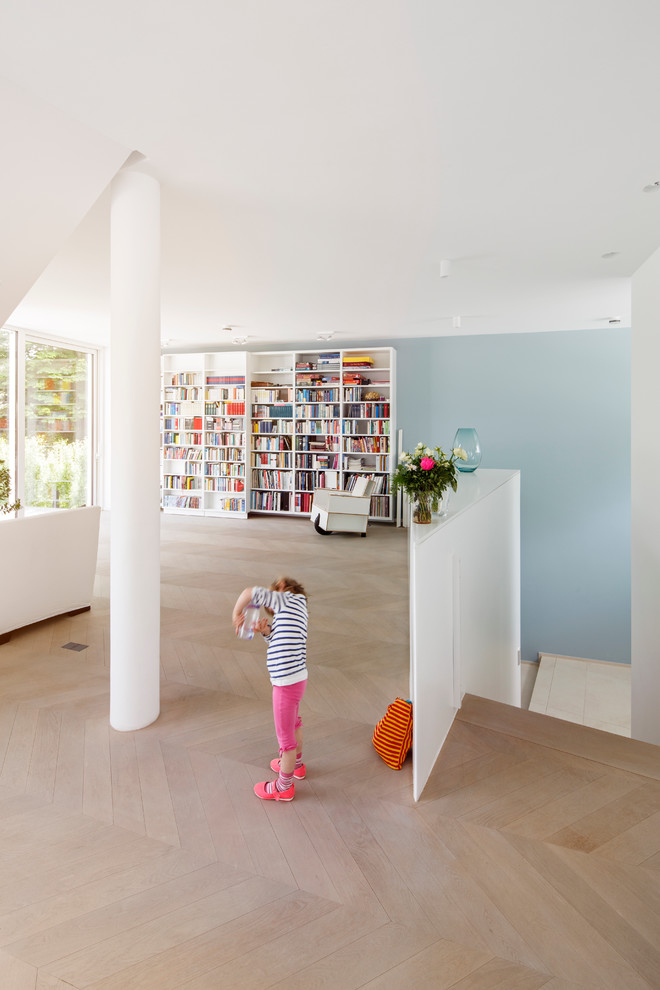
top-left (390, 329), bottom-right (631, 663)
top-left (229, 326), bottom-right (631, 663)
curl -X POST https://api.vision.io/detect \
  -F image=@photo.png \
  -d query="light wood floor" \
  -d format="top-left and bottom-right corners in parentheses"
top-left (0, 511), bottom-right (658, 989)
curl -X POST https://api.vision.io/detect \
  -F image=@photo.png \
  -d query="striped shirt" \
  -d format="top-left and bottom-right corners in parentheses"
top-left (251, 586), bottom-right (308, 686)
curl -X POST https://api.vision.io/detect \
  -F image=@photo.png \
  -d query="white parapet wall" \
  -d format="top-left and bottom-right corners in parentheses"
top-left (409, 469), bottom-right (521, 800)
top-left (0, 506), bottom-right (101, 638)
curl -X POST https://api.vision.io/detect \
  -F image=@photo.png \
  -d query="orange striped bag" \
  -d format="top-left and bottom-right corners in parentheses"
top-left (372, 698), bottom-right (413, 769)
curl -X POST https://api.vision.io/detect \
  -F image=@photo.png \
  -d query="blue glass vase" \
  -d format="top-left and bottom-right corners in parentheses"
top-left (453, 428), bottom-right (481, 472)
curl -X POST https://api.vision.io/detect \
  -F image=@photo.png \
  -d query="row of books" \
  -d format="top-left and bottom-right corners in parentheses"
top-left (205, 462), bottom-right (245, 477)
top-left (295, 492), bottom-right (314, 513)
top-left (162, 416), bottom-right (203, 431)
top-left (296, 436), bottom-right (340, 452)
top-left (163, 476), bottom-right (202, 490)
top-left (162, 494), bottom-right (202, 509)
top-left (252, 436), bottom-right (292, 451)
top-left (368, 495), bottom-right (391, 517)
top-left (206, 375), bottom-right (245, 386)
top-left (295, 374), bottom-right (341, 386)
top-left (166, 373), bottom-right (202, 387)
top-left (345, 403), bottom-right (390, 418)
top-left (206, 433), bottom-right (245, 447)
top-left (252, 403), bottom-right (294, 418)
top-left (163, 387), bottom-right (204, 400)
top-left (251, 420), bottom-right (294, 434)
top-left (344, 436), bottom-right (390, 453)
top-left (163, 446), bottom-right (203, 460)
top-left (250, 490), bottom-right (292, 512)
top-left (295, 420), bottom-right (341, 435)
top-left (163, 432), bottom-right (203, 445)
top-left (295, 471), bottom-right (338, 491)
top-left (251, 470), bottom-right (294, 490)
top-left (295, 388), bottom-right (340, 402)
top-left (205, 401), bottom-right (245, 416)
top-left (252, 388), bottom-right (292, 402)
top-left (296, 453), bottom-right (339, 469)
top-left (344, 473), bottom-right (390, 494)
top-left (252, 452), bottom-right (293, 468)
top-left (207, 496), bottom-right (246, 512)
top-left (296, 355), bottom-right (341, 370)
top-left (342, 420), bottom-right (390, 436)
top-left (205, 386), bottom-right (245, 400)
top-left (206, 447), bottom-right (244, 461)
top-left (204, 477), bottom-right (245, 492)
top-left (295, 404), bottom-right (340, 419)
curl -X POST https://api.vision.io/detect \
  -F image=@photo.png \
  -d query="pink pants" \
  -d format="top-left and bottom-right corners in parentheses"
top-left (272, 679), bottom-right (307, 753)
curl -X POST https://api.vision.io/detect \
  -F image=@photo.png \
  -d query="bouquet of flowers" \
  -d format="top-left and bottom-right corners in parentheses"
top-left (391, 443), bottom-right (467, 523)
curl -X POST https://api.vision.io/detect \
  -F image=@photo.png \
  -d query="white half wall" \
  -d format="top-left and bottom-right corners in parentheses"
top-left (631, 246), bottom-right (660, 746)
top-left (409, 469), bottom-right (521, 800)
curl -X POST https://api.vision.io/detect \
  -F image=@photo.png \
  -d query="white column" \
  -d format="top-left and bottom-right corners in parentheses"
top-left (631, 245), bottom-right (660, 746)
top-left (110, 169), bottom-right (161, 731)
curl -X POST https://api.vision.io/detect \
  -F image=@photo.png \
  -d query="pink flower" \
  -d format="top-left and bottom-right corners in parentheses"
top-left (420, 457), bottom-right (435, 471)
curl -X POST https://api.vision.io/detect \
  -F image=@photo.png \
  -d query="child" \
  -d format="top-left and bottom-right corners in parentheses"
top-left (232, 576), bottom-right (308, 801)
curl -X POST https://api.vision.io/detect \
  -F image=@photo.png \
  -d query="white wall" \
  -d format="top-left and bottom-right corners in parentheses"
top-left (631, 247), bottom-right (660, 745)
top-left (409, 470), bottom-right (520, 800)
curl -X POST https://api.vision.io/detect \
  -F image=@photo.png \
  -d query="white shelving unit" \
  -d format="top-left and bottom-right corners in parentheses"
top-left (249, 351), bottom-right (295, 513)
top-left (161, 346), bottom-right (395, 521)
top-left (161, 352), bottom-right (247, 516)
top-left (340, 348), bottom-right (393, 520)
top-left (161, 354), bottom-right (205, 512)
top-left (203, 352), bottom-right (247, 516)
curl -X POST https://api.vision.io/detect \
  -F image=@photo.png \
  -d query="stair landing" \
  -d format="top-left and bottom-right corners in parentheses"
top-left (529, 654), bottom-right (631, 737)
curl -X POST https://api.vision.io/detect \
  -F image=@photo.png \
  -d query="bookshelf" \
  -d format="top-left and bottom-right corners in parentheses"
top-left (294, 350), bottom-right (342, 514)
top-left (161, 346), bottom-right (395, 522)
top-left (203, 352), bottom-right (247, 516)
top-left (341, 348), bottom-right (393, 520)
top-left (161, 354), bottom-right (205, 512)
top-left (161, 352), bottom-right (247, 516)
top-left (249, 352), bottom-right (295, 513)
top-left (250, 346), bottom-right (395, 520)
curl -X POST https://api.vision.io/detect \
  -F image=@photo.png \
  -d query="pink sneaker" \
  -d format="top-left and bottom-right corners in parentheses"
top-left (270, 759), bottom-right (306, 779)
top-left (254, 780), bottom-right (295, 801)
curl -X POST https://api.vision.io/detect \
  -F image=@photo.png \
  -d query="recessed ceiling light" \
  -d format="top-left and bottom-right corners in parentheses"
top-left (642, 181), bottom-right (660, 193)
top-left (601, 251), bottom-right (619, 259)
top-left (608, 318), bottom-right (622, 325)
top-left (232, 336), bottom-right (248, 345)
top-left (316, 331), bottom-right (336, 340)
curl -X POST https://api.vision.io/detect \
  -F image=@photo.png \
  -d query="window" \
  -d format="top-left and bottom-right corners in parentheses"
top-left (0, 329), bottom-right (16, 504)
top-left (0, 327), bottom-right (98, 512)
top-left (24, 340), bottom-right (93, 509)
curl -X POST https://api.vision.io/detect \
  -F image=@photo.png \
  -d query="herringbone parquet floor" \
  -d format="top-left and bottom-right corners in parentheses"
top-left (0, 511), bottom-right (658, 989)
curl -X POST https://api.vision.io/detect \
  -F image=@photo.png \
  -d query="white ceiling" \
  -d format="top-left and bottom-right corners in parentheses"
top-left (2, 0), bottom-right (660, 349)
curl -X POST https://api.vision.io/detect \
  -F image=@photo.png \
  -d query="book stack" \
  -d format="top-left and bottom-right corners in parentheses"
top-left (343, 355), bottom-right (374, 369)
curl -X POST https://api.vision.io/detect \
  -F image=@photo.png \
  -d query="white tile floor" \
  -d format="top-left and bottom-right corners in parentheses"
top-left (527, 654), bottom-right (631, 736)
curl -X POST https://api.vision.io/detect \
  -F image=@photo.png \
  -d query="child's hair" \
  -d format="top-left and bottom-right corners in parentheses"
top-left (271, 576), bottom-right (308, 598)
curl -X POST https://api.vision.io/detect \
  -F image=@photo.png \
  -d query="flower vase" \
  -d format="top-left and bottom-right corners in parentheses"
top-left (453, 428), bottom-right (481, 472)
top-left (412, 495), bottom-right (433, 524)
top-left (435, 489), bottom-right (450, 517)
